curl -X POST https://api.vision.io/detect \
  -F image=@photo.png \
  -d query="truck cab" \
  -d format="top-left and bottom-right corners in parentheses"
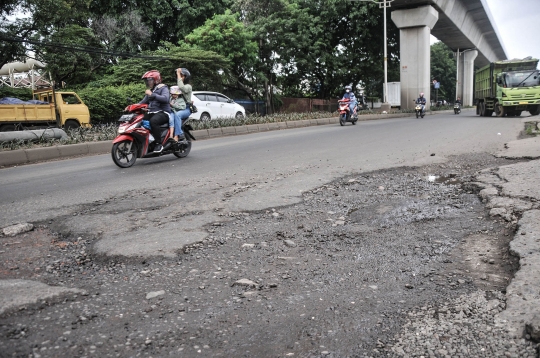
top-left (33, 90), bottom-right (91, 129)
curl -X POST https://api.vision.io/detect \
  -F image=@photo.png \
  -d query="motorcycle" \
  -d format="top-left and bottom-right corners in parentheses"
top-left (338, 98), bottom-right (358, 126)
top-left (454, 103), bottom-right (461, 115)
top-left (111, 103), bottom-right (195, 168)
top-left (414, 102), bottom-right (425, 118)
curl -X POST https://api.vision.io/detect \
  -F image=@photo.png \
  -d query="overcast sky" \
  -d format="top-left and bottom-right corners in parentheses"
top-left (431, 0), bottom-right (540, 62)
top-left (485, 0), bottom-right (540, 60)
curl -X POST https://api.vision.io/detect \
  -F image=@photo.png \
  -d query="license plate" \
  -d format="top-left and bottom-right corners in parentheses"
top-left (519, 101), bottom-right (528, 104)
top-left (119, 114), bottom-right (134, 121)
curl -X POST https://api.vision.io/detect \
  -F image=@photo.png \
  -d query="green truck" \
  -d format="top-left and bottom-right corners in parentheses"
top-left (475, 57), bottom-right (540, 117)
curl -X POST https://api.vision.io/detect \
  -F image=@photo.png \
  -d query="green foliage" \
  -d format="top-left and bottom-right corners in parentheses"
top-left (186, 10), bottom-right (258, 71)
top-left (431, 41), bottom-right (457, 103)
top-left (41, 25), bottom-right (106, 86)
top-left (235, 0), bottom-right (400, 100)
top-left (76, 83), bottom-right (146, 123)
top-left (0, 87), bottom-right (33, 101)
top-left (93, 43), bottom-right (230, 90)
top-left (87, 0), bottom-right (234, 50)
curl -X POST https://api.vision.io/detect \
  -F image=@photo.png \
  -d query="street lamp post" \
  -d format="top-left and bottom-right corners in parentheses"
top-left (351, 0), bottom-right (394, 106)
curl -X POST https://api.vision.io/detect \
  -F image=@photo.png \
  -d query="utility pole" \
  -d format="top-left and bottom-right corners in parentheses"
top-left (351, 0), bottom-right (394, 110)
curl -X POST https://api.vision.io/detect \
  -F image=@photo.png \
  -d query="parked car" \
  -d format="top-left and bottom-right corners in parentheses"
top-left (189, 91), bottom-right (246, 120)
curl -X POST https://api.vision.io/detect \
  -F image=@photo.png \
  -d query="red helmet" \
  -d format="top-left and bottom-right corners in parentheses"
top-left (142, 70), bottom-right (161, 87)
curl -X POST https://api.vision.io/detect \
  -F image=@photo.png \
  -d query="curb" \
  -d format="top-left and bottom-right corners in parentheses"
top-left (0, 110), bottom-right (463, 167)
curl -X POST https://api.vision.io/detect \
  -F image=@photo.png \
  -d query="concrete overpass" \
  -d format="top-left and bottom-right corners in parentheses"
top-left (389, 0), bottom-right (507, 108)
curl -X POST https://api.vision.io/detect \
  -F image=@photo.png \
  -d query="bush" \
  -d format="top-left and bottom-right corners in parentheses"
top-left (76, 84), bottom-right (146, 124)
top-left (0, 87), bottom-right (33, 101)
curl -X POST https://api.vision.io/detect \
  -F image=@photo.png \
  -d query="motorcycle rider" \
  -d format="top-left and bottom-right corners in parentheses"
top-left (139, 70), bottom-right (171, 152)
top-left (341, 85), bottom-right (357, 118)
top-left (455, 97), bottom-right (462, 106)
top-left (416, 92), bottom-right (427, 114)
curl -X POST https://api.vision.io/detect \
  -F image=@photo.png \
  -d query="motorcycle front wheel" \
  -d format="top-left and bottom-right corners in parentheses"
top-left (173, 139), bottom-right (192, 158)
top-left (340, 114), bottom-right (346, 126)
top-left (416, 111), bottom-right (419, 118)
top-left (112, 140), bottom-right (137, 168)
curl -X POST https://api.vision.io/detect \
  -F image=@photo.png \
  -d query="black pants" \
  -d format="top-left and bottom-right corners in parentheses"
top-left (146, 112), bottom-right (169, 145)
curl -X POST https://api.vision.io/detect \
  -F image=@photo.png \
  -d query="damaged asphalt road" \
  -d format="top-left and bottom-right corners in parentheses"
top-left (1, 152), bottom-right (539, 357)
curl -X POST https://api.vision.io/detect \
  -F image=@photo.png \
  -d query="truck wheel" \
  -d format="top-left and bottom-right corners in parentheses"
top-left (494, 103), bottom-right (505, 117)
top-left (529, 105), bottom-right (540, 116)
top-left (479, 102), bottom-right (485, 116)
top-left (64, 120), bottom-right (80, 130)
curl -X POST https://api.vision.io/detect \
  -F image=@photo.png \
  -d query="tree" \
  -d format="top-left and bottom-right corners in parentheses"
top-left (234, 0), bottom-right (400, 104)
top-left (90, 10), bottom-right (151, 55)
top-left (39, 25), bottom-right (107, 86)
top-left (185, 10), bottom-right (258, 97)
top-left (431, 41), bottom-right (457, 103)
top-left (87, 0), bottom-right (235, 50)
top-left (0, 0), bottom-right (93, 70)
top-left (93, 42), bottom-right (230, 89)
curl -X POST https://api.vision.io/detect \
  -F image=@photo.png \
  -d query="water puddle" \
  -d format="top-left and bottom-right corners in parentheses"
top-left (426, 174), bottom-right (461, 185)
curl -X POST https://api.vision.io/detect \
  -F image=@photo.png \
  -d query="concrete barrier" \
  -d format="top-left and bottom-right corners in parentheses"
top-left (267, 123), bottom-right (280, 131)
top-left (0, 150), bottom-right (27, 167)
top-left (58, 143), bottom-right (90, 157)
top-left (246, 124), bottom-right (259, 133)
top-left (192, 129), bottom-right (209, 140)
top-left (235, 126), bottom-right (248, 135)
top-left (221, 127), bottom-right (236, 136)
top-left (25, 146), bottom-right (60, 163)
top-left (88, 141), bottom-right (112, 154)
top-left (208, 128), bottom-right (223, 138)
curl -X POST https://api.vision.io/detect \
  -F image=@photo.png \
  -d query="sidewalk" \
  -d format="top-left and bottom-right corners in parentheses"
top-left (473, 135), bottom-right (540, 339)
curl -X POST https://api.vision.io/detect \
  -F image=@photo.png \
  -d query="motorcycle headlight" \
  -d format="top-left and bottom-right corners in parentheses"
top-left (118, 126), bottom-right (126, 134)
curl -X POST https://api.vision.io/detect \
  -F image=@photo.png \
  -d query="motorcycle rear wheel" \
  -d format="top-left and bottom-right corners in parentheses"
top-left (173, 140), bottom-right (192, 158)
top-left (112, 140), bottom-right (137, 168)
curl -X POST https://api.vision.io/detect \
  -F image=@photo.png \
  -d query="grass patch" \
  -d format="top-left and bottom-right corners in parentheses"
top-left (525, 121), bottom-right (539, 136)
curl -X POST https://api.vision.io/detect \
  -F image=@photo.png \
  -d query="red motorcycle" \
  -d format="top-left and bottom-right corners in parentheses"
top-left (338, 98), bottom-right (358, 126)
top-left (111, 103), bottom-right (194, 168)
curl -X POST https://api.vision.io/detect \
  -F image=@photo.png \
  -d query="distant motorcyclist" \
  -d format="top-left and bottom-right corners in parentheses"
top-left (455, 97), bottom-right (462, 106)
top-left (341, 85), bottom-right (357, 118)
top-left (416, 93), bottom-right (427, 113)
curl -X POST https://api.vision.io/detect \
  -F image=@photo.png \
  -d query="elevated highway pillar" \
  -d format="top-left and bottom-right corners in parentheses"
top-left (457, 50), bottom-right (478, 107)
top-left (391, 5), bottom-right (438, 110)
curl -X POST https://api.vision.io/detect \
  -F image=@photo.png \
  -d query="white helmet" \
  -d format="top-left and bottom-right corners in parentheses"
top-left (170, 86), bottom-right (181, 95)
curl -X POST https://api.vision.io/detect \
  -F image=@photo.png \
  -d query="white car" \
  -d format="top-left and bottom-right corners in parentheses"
top-left (189, 91), bottom-right (246, 120)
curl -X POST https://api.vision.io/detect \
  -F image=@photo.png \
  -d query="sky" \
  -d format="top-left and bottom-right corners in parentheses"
top-left (431, 0), bottom-right (540, 61)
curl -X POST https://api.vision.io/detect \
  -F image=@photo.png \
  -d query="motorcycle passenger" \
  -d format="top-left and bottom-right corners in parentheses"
top-left (166, 86), bottom-right (184, 146)
top-left (139, 70), bottom-right (171, 152)
top-left (416, 93), bottom-right (427, 113)
top-left (173, 67), bottom-right (192, 142)
top-left (341, 85), bottom-right (357, 118)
